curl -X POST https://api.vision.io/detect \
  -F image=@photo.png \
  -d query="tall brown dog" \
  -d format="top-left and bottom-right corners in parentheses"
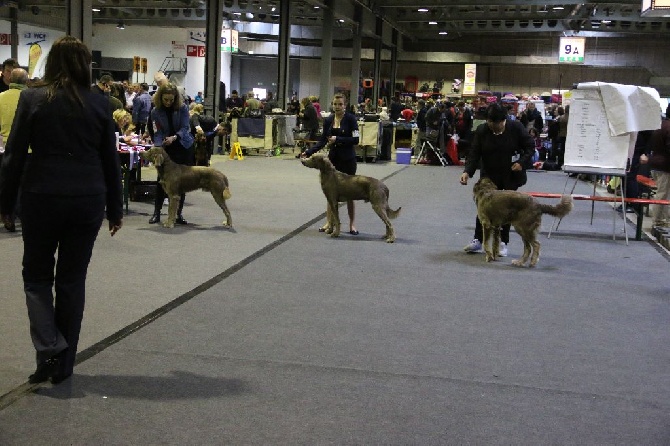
top-left (473, 177), bottom-right (572, 267)
top-left (140, 147), bottom-right (232, 229)
top-left (301, 154), bottom-right (401, 243)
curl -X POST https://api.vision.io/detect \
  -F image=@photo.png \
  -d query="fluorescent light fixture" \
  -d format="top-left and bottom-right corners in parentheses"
top-left (418, 8), bottom-right (429, 12)
top-left (552, 6), bottom-right (565, 10)
top-left (428, 21), bottom-right (438, 25)
top-left (439, 31), bottom-right (448, 35)
top-left (92, 7), bottom-right (100, 12)
top-left (339, 19), bottom-right (345, 23)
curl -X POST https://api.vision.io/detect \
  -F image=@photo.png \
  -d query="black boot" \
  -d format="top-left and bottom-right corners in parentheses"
top-left (149, 212), bottom-right (161, 224)
top-left (175, 194), bottom-right (187, 225)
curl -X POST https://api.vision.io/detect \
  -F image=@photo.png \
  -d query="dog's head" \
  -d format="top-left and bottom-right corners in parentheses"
top-left (140, 146), bottom-right (167, 167)
top-left (472, 177), bottom-right (497, 203)
top-left (300, 153), bottom-right (335, 173)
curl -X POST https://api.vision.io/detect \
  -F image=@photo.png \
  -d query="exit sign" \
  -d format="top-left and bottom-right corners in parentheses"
top-left (559, 37), bottom-right (585, 63)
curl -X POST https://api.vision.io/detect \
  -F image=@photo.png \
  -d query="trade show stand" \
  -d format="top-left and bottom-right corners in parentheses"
top-left (230, 115), bottom-right (297, 154)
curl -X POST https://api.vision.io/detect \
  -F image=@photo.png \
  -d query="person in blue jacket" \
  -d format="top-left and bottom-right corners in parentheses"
top-left (149, 82), bottom-right (194, 225)
top-left (302, 93), bottom-right (361, 235)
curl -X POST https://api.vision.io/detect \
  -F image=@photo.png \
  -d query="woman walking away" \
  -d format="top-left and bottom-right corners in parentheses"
top-left (0, 36), bottom-right (123, 385)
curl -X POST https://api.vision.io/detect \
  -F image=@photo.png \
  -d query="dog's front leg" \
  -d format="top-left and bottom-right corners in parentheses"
top-left (164, 194), bottom-right (179, 228)
top-left (327, 198), bottom-right (340, 237)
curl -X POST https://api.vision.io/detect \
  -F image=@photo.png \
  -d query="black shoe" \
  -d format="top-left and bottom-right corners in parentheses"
top-left (175, 215), bottom-right (188, 225)
top-left (28, 357), bottom-right (60, 384)
top-left (51, 370), bottom-right (73, 385)
top-left (149, 213), bottom-right (161, 224)
top-left (4, 220), bottom-right (15, 232)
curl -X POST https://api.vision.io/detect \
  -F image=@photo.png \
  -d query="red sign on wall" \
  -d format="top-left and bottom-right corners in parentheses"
top-left (0, 34), bottom-right (12, 45)
top-left (186, 45), bottom-right (206, 57)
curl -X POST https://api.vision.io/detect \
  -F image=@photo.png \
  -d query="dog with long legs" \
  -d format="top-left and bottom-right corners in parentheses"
top-left (302, 154), bottom-right (401, 243)
top-left (140, 147), bottom-right (232, 229)
top-left (473, 177), bottom-right (572, 267)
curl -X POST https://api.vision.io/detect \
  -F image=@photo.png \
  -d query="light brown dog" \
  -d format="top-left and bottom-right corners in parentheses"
top-left (140, 147), bottom-right (232, 229)
top-left (473, 177), bottom-right (572, 267)
top-left (301, 154), bottom-right (401, 243)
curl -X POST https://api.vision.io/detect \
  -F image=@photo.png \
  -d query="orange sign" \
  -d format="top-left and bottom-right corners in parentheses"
top-left (141, 58), bottom-right (147, 74)
top-left (133, 56), bottom-right (141, 73)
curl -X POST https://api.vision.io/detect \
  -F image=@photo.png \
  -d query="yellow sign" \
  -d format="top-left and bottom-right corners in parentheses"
top-left (230, 142), bottom-right (244, 160)
top-left (141, 58), bottom-right (147, 74)
top-left (133, 56), bottom-right (141, 73)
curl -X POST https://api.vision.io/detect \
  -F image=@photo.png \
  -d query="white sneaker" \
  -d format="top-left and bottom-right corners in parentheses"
top-left (463, 239), bottom-right (482, 253)
top-left (498, 242), bottom-right (508, 257)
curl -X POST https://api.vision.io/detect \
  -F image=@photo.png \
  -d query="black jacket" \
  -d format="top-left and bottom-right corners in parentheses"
top-left (305, 112), bottom-right (359, 163)
top-left (0, 86), bottom-right (123, 222)
top-left (464, 119), bottom-right (535, 189)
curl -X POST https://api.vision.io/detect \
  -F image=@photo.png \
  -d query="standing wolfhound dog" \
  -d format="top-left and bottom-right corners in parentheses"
top-left (140, 147), bottom-right (232, 229)
top-left (473, 177), bottom-right (572, 267)
top-left (302, 154), bottom-right (401, 243)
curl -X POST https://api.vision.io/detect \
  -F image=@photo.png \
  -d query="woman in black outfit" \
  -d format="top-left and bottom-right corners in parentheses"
top-left (0, 36), bottom-right (123, 384)
top-left (303, 93), bottom-right (360, 234)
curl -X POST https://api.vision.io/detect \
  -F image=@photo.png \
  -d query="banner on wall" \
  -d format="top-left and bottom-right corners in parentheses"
top-left (171, 41), bottom-right (187, 58)
top-left (463, 63), bottom-right (476, 96)
top-left (24, 31), bottom-right (47, 78)
top-left (221, 29), bottom-right (238, 53)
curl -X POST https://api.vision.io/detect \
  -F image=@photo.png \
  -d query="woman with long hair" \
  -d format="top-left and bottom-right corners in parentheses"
top-left (148, 82), bottom-right (194, 225)
top-left (302, 93), bottom-right (360, 234)
top-left (0, 35), bottom-right (123, 384)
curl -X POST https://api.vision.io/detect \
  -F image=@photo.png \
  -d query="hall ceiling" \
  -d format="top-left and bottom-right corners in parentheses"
top-left (3, 0), bottom-right (670, 44)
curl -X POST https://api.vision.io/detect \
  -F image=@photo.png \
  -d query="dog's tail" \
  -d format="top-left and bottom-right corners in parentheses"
top-left (387, 206), bottom-right (402, 220)
top-left (539, 195), bottom-right (573, 218)
top-left (222, 176), bottom-right (232, 200)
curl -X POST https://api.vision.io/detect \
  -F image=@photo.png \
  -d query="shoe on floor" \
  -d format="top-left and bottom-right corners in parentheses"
top-left (463, 239), bottom-right (482, 253)
top-left (498, 242), bottom-right (508, 257)
top-left (149, 214), bottom-right (160, 224)
top-left (175, 215), bottom-right (188, 225)
top-left (615, 204), bottom-right (635, 213)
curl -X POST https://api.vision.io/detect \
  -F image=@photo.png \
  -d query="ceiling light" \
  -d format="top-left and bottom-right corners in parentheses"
top-left (418, 8), bottom-right (429, 13)
top-left (439, 31), bottom-right (448, 35)
top-left (339, 19), bottom-right (345, 23)
top-left (552, 6), bottom-right (565, 10)
top-left (92, 7), bottom-right (100, 12)
top-left (538, 7), bottom-right (548, 13)
top-left (428, 21), bottom-right (437, 25)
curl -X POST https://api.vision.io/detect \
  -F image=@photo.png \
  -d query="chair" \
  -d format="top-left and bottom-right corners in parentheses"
top-left (414, 128), bottom-right (447, 166)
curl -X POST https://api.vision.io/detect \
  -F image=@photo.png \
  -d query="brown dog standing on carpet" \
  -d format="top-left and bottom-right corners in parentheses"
top-left (140, 147), bottom-right (232, 229)
top-left (301, 154), bottom-right (401, 243)
top-left (473, 177), bottom-right (572, 267)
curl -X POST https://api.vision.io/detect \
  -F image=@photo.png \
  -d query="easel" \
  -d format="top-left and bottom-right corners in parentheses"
top-left (229, 141), bottom-right (244, 160)
top-left (548, 169), bottom-right (629, 243)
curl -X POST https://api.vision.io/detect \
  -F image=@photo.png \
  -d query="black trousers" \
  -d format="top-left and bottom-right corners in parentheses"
top-left (20, 192), bottom-right (105, 375)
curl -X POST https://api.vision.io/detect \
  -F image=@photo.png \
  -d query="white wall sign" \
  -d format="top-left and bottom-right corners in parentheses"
top-left (559, 37), bottom-right (585, 64)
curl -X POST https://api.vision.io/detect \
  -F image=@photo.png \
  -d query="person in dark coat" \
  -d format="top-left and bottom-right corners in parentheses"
top-left (459, 102), bottom-right (535, 256)
top-left (148, 82), bottom-right (195, 225)
top-left (0, 36), bottom-right (123, 385)
top-left (302, 93), bottom-right (360, 234)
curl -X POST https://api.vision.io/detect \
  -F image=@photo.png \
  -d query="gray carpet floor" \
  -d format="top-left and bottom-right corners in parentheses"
top-left (0, 154), bottom-right (668, 445)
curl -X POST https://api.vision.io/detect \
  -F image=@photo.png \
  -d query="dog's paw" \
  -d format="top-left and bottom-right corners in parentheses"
top-left (485, 252), bottom-right (496, 262)
top-left (385, 238), bottom-right (395, 243)
top-left (511, 259), bottom-right (525, 267)
top-left (325, 228), bottom-right (334, 234)
top-left (162, 222), bottom-right (175, 229)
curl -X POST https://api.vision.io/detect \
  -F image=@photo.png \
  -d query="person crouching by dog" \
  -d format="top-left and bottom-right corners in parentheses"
top-left (459, 102), bottom-right (535, 256)
top-left (149, 83), bottom-right (195, 225)
top-left (301, 93), bottom-right (361, 235)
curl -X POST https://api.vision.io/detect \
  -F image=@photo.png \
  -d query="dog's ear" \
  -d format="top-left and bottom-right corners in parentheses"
top-left (154, 152), bottom-right (164, 166)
